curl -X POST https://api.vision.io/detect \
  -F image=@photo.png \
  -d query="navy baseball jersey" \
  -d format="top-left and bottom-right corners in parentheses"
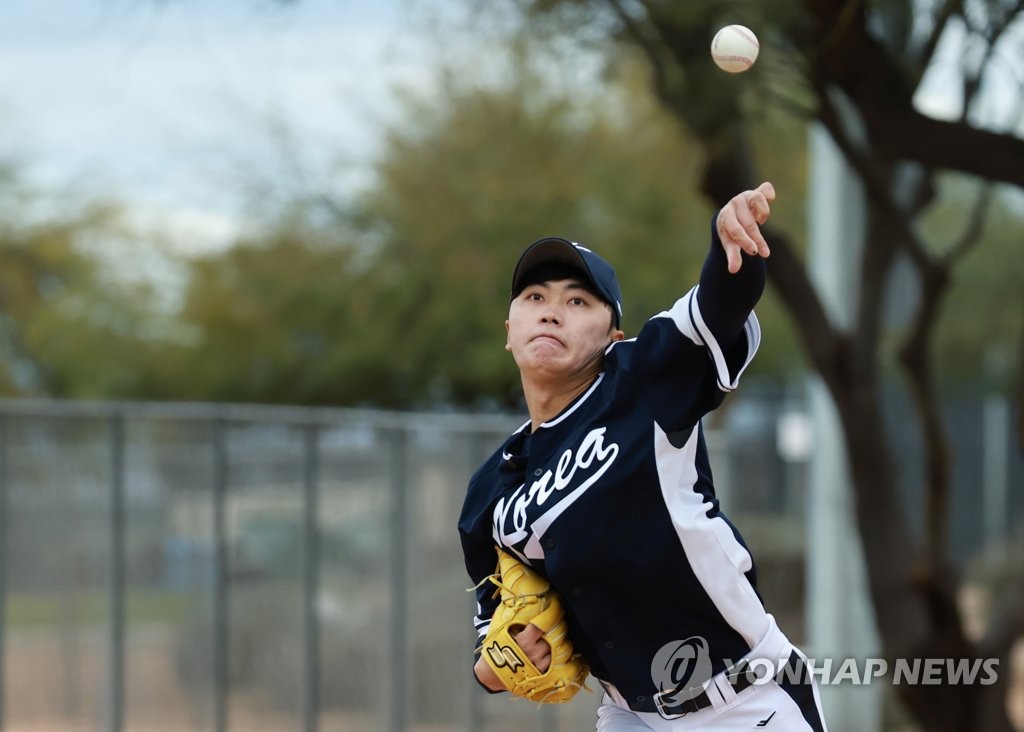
top-left (458, 234), bottom-right (769, 707)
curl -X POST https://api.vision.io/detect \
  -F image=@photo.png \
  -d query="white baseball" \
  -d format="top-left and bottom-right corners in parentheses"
top-left (711, 25), bottom-right (759, 74)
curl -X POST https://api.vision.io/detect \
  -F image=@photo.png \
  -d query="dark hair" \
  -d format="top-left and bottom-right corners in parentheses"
top-left (512, 263), bottom-right (601, 300)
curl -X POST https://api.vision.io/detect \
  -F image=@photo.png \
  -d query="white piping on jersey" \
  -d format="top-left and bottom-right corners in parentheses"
top-left (502, 377), bottom-right (606, 443)
top-left (520, 426), bottom-right (620, 557)
top-left (686, 286), bottom-right (761, 391)
top-left (655, 286), bottom-right (761, 392)
top-left (502, 420), bottom-right (532, 462)
top-left (653, 421), bottom-right (768, 649)
top-left (537, 373), bottom-right (606, 428)
top-left (654, 287), bottom-right (702, 343)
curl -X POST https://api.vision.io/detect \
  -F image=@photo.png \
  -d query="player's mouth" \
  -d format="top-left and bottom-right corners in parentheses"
top-left (531, 333), bottom-right (564, 347)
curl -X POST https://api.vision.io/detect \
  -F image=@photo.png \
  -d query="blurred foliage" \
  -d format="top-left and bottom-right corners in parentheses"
top-left (921, 181), bottom-right (1024, 389)
top-left (157, 47), bottom-right (810, 408)
top-left (0, 11), bottom-right (1019, 409)
top-left (155, 220), bottom-right (367, 404)
top-left (0, 174), bottom-right (165, 398)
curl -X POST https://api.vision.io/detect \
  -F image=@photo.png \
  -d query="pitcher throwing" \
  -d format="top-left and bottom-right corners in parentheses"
top-left (458, 183), bottom-right (828, 730)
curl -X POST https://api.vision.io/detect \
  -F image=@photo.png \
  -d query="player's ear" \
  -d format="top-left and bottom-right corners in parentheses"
top-left (505, 320), bottom-right (512, 351)
top-left (610, 328), bottom-right (625, 343)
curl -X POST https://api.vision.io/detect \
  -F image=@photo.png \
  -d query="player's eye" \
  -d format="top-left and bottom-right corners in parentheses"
top-left (525, 291), bottom-right (543, 302)
top-left (569, 296), bottom-right (586, 306)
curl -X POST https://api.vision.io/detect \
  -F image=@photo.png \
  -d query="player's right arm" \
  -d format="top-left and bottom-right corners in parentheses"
top-left (474, 653), bottom-right (505, 691)
top-left (460, 528), bottom-right (506, 693)
top-left (461, 529), bottom-right (554, 693)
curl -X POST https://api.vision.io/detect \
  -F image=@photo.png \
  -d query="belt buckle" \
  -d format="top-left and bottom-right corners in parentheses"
top-left (652, 685), bottom-right (704, 719)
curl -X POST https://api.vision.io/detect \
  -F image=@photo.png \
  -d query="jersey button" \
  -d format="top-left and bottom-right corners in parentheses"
top-left (545, 538), bottom-right (555, 549)
top-left (635, 695), bottom-right (646, 702)
top-left (604, 640), bottom-right (614, 649)
top-left (534, 468), bottom-right (543, 476)
top-left (571, 588), bottom-right (582, 596)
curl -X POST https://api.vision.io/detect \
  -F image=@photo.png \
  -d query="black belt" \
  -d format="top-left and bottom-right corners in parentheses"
top-left (619, 650), bottom-right (804, 716)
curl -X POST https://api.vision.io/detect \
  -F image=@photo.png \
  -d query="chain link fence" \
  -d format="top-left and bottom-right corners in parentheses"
top-left (0, 393), bottom-right (1017, 732)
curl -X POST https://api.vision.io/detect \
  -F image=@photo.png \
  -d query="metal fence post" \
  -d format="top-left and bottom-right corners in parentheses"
top-left (302, 425), bottom-right (321, 732)
top-left (212, 420), bottom-right (229, 732)
top-left (466, 430), bottom-right (488, 732)
top-left (0, 415), bottom-right (7, 732)
top-left (388, 428), bottom-right (409, 732)
top-left (107, 413), bottom-right (126, 732)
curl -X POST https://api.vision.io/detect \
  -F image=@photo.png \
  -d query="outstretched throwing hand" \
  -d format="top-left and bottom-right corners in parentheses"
top-left (716, 181), bottom-right (775, 273)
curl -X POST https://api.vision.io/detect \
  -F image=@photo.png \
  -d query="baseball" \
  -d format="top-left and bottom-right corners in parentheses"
top-left (711, 25), bottom-right (759, 73)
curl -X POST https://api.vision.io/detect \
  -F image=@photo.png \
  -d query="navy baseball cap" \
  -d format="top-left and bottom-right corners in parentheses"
top-left (510, 237), bottom-right (623, 328)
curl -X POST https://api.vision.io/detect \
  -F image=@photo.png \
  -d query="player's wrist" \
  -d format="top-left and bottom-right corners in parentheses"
top-left (474, 655), bottom-right (506, 692)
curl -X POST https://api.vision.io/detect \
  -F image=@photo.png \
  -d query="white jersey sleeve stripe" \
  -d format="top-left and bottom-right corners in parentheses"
top-left (654, 287), bottom-right (703, 346)
top-left (653, 286), bottom-right (761, 392)
top-left (687, 285), bottom-right (761, 392)
top-left (653, 422), bottom-right (768, 649)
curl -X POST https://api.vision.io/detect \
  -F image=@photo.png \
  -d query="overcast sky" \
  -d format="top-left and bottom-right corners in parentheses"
top-left (0, 0), bottom-right (1019, 253)
top-left (0, 0), bottom-right (450, 248)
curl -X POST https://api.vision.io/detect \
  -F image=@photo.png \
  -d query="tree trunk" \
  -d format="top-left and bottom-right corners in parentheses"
top-left (697, 143), bottom-right (1016, 732)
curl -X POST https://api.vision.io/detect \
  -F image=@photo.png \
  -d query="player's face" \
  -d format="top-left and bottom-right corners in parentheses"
top-left (505, 278), bottom-right (624, 381)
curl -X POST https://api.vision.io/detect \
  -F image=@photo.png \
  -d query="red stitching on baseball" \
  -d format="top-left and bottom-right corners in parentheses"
top-left (734, 27), bottom-right (759, 48)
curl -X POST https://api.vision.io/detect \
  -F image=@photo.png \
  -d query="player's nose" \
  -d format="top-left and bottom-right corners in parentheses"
top-left (538, 301), bottom-right (562, 325)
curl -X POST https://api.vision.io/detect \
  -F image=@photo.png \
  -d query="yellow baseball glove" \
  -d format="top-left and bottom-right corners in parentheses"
top-left (478, 548), bottom-right (590, 703)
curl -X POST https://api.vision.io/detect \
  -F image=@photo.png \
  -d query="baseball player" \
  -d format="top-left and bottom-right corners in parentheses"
top-left (458, 182), bottom-right (828, 730)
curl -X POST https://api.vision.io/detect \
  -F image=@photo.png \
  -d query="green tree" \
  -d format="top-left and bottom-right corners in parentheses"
top-left (0, 174), bottom-right (167, 398)
top-left (168, 50), bottom-right (806, 409)
top-left (160, 213), bottom-right (373, 405)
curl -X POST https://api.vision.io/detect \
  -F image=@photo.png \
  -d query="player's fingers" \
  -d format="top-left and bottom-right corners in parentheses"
top-left (515, 623), bottom-right (543, 643)
top-left (756, 181), bottom-right (776, 204)
top-left (746, 217), bottom-right (771, 257)
top-left (732, 194), bottom-right (771, 257)
top-left (515, 623), bottom-right (552, 666)
top-left (724, 242), bottom-right (744, 274)
top-left (718, 201), bottom-right (761, 257)
top-left (747, 188), bottom-right (772, 226)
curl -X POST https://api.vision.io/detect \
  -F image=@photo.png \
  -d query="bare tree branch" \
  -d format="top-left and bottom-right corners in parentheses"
top-left (806, 0), bottom-right (1024, 187)
top-left (897, 261), bottom-right (953, 570)
top-left (957, 1), bottom-right (1023, 117)
top-left (761, 226), bottom-right (847, 390)
top-left (814, 87), bottom-right (933, 268)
